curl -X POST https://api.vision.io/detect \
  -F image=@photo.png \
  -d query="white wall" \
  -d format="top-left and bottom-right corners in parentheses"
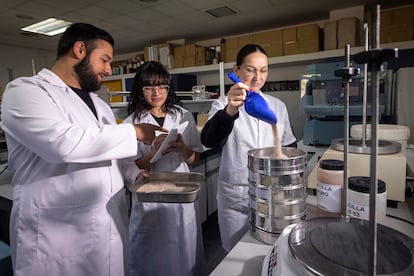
top-left (0, 44), bottom-right (55, 96)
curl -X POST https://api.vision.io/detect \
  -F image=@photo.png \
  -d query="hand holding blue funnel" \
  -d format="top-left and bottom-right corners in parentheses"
top-left (227, 72), bottom-right (277, 125)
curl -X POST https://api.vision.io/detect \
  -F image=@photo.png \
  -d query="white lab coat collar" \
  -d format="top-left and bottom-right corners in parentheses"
top-left (37, 68), bottom-right (72, 91)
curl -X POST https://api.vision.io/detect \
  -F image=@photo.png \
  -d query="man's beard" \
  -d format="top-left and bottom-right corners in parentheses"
top-left (74, 54), bottom-right (101, 92)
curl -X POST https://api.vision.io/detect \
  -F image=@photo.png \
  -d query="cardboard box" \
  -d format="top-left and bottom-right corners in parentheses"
top-left (300, 38), bottom-right (321, 54)
top-left (264, 43), bottom-right (283, 57)
top-left (381, 23), bottom-right (414, 43)
top-left (381, 9), bottom-right (393, 26)
top-left (337, 17), bottom-right (360, 48)
top-left (225, 37), bottom-right (239, 49)
top-left (254, 29), bottom-right (283, 45)
top-left (225, 48), bottom-right (239, 62)
top-left (183, 55), bottom-right (196, 67)
top-left (196, 46), bottom-right (206, 66)
top-left (253, 31), bottom-right (272, 45)
top-left (282, 27), bottom-right (297, 42)
top-left (324, 21), bottom-right (338, 50)
top-left (269, 29), bottom-right (283, 44)
top-left (173, 55), bottom-right (184, 68)
top-left (297, 24), bottom-right (320, 40)
top-left (392, 5), bottom-right (414, 24)
top-left (185, 44), bottom-right (197, 56)
top-left (283, 41), bottom-right (300, 56)
top-left (238, 35), bottom-right (253, 47)
top-left (174, 45), bottom-right (185, 56)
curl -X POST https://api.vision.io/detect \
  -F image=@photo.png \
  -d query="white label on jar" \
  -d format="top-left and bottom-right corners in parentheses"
top-left (317, 181), bottom-right (341, 212)
top-left (347, 202), bottom-right (369, 220)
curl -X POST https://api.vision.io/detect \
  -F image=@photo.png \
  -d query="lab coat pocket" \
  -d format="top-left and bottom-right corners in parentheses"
top-left (36, 203), bottom-right (98, 262)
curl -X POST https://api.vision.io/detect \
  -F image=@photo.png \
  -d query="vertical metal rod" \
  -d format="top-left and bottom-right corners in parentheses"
top-left (219, 61), bottom-right (225, 101)
top-left (368, 4), bottom-right (380, 276)
top-left (342, 44), bottom-right (350, 219)
top-left (362, 23), bottom-right (369, 146)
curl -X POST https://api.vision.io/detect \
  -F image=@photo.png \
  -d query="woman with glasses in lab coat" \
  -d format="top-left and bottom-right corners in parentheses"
top-left (201, 44), bottom-right (297, 252)
top-left (124, 61), bottom-right (205, 276)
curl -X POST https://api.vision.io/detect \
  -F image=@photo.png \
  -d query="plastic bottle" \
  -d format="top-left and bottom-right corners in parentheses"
top-left (317, 159), bottom-right (344, 217)
top-left (347, 176), bottom-right (387, 223)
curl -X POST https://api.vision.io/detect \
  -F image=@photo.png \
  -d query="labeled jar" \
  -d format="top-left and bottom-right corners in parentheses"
top-left (347, 176), bottom-right (387, 222)
top-left (317, 159), bottom-right (344, 216)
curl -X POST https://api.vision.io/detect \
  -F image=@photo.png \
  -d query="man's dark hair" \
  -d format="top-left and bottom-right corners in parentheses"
top-left (56, 23), bottom-right (114, 60)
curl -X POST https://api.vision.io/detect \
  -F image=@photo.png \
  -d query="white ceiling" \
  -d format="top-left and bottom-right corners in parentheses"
top-left (0, 0), bottom-right (413, 56)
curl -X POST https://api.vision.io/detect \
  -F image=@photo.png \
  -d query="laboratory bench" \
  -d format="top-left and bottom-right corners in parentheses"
top-left (210, 195), bottom-right (414, 276)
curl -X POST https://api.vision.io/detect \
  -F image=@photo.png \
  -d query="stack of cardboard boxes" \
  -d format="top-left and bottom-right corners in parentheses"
top-left (253, 30), bottom-right (283, 58)
top-left (220, 23), bottom-right (321, 62)
top-left (136, 5), bottom-right (413, 70)
top-left (144, 43), bottom-right (214, 69)
top-left (283, 24), bottom-right (322, 55)
top-left (221, 29), bottom-right (285, 62)
top-left (168, 44), bottom-right (213, 68)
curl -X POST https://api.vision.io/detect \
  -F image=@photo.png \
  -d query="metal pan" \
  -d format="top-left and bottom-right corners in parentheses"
top-left (129, 172), bottom-right (204, 203)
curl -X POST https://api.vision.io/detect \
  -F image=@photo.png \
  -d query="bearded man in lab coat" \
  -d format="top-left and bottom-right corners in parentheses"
top-left (0, 23), bottom-right (165, 276)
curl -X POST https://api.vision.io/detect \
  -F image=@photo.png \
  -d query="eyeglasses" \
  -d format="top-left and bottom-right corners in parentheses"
top-left (239, 65), bottom-right (268, 76)
top-left (142, 85), bottom-right (169, 95)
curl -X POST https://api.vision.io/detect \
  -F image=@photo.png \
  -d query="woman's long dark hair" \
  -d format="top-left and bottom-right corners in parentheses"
top-left (128, 61), bottom-right (182, 122)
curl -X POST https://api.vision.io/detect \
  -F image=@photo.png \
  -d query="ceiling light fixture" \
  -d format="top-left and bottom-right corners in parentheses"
top-left (21, 18), bottom-right (72, 36)
top-left (205, 6), bottom-right (237, 18)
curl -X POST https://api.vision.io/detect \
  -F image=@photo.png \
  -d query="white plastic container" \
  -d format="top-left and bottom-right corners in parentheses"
top-left (317, 159), bottom-right (344, 217)
top-left (351, 124), bottom-right (410, 153)
top-left (347, 176), bottom-right (387, 223)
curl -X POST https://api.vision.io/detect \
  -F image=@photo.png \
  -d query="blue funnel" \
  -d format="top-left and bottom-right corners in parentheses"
top-left (244, 91), bottom-right (277, 124)
top-left (227, 72), bottom-right (277, 124)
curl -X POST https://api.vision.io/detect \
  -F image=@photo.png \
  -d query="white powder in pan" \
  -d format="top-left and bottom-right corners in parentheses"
top-left (137, 182), bottom-right (195, 193)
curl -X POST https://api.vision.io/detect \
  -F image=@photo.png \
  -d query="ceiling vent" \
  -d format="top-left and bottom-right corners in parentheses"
top-left (205, 6), bottom-right (237, 18)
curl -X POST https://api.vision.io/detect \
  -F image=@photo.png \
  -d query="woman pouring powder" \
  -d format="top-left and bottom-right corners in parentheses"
top-left (201, 44), bottom-right (297, 252)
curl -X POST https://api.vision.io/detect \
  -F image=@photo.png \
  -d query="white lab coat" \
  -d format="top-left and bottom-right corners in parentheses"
top-left (1, 69), bottom-right (140, 276)
top-left (208, 92), bottom-right (296, 251)
top-left (124, 107), bottom-right (205, 276)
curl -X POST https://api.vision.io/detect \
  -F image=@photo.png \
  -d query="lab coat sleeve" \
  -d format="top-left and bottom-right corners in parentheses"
top-left (1, 79), bottom-right (138, 164)
top-left (201, 107), bottom-right (238, 149)
top-left (122, 114), bottom-right (147, 160)
top-left (118, 157), bottom-right (141, 188)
